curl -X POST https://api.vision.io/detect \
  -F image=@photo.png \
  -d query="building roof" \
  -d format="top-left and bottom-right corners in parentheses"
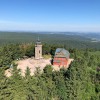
top-left (55, 48), bottom-right (70, 58)
top-left (36, 40), bottom-right (41, 45)
top-left (36, 37), bottom-right (42, 45)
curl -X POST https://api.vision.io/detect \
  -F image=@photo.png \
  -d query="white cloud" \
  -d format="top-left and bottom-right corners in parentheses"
top-left (0, 20), bottom-right (100, 32)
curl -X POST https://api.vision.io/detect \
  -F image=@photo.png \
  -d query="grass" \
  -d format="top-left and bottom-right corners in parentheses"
top-left (43, 55), bottom-right (51, 59)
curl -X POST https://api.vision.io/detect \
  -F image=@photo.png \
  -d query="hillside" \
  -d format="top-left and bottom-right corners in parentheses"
top-left (0, 31), bottom-right (100, 49)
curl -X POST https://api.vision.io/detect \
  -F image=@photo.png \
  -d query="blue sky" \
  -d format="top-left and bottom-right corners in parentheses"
top-left (0, 0), bottom-right (100, 32)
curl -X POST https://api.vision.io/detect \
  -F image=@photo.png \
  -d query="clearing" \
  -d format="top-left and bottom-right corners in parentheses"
top-left (5, 57), bottom-right (73, 77)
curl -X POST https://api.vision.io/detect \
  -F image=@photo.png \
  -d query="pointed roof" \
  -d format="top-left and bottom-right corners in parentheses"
top-left (55, 48), bottom-right (70, 58)
top-left (36, 37), bottom-right (42, 45)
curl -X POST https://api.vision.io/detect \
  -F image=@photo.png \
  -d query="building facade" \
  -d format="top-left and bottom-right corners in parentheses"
top-left (53, 48), bottom-right (70, 67)
top-left (35, 38), bottom-right (42, 59)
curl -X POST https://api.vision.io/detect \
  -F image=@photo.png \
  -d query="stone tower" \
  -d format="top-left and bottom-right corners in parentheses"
top-left (35, 37), bottom-right (42, 59)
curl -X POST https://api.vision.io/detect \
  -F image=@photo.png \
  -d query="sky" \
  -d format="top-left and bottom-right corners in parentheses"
top-left (0, 0), bottom-right (100, 32)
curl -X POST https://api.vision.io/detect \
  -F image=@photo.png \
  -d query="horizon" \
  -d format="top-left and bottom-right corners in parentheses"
top-left (0, 0), bottom-right (100, 32)
top-left (0, 30), bottom-right (100, 34)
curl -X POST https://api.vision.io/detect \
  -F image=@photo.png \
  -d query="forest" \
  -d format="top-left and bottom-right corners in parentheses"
top-left (0, 32), bottom-right (100, 49)
top-left (0, 32), bottom-right (100, 100)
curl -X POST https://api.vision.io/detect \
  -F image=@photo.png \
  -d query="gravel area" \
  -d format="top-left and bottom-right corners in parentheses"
top-left (5, 58), bottom-right (73, 77)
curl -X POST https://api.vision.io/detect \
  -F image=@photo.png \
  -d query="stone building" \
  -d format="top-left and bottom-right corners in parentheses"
top-left (53, 48), bottom-right (70, 67)
top-left (35, 38), bottom-right (42, 59)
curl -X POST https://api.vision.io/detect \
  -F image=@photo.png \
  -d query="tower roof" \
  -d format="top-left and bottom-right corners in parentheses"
top-left (36, 37), bottom-right (42, 45)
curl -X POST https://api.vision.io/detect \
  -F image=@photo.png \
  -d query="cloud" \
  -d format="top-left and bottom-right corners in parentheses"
top-left (0, 20), bottom-right (100, 32)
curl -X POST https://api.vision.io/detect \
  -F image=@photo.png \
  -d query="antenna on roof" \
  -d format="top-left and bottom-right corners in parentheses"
top-left (38, 36), bottom-right (39, 41)
top-left (37, 34), bottom-right (40, 41)
top-left (63, 45), bottom-right (64, 49)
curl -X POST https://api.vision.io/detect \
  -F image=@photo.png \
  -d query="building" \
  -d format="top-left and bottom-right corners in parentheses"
top-left (53, 48), bottom-right (70, 67)
top-left (35, 38), bottom-right (42, 59)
